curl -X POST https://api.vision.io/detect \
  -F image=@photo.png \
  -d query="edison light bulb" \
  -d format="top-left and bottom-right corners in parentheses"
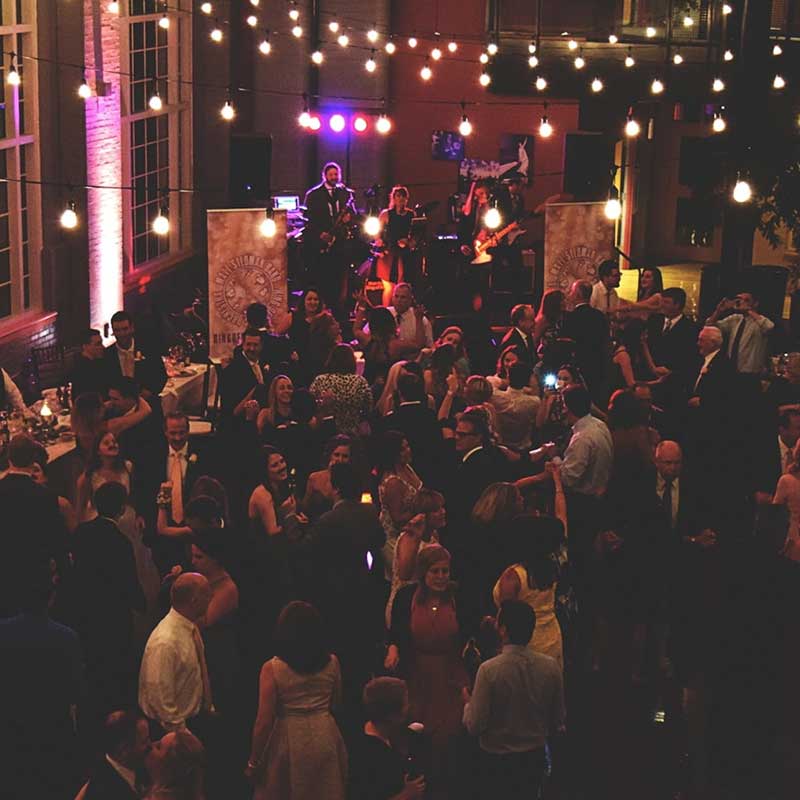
top-left (291, 25), bottom-right (303, 38)
top-left (567, 39), bottom-right (578, 51)
top-left (259, 39), bottom-right (271, 55)
top-left (448, 41), bottom-right (458, 53)
top-left (385, 40), bottom-right (396, 54)
top-left (724, 49), bottom-right (734, 61)
top-left (591, 77), bottom-right (603, 93)
top-left (152, 213), bottom-right (170, 236)
top-left (260, 216), bottom-right (277, 238)
top-left (535, 76), bottom-right (547, 91)
top-left (78, 78), bottom-right (91, 99)
top-left (367, 28), bottom-right (379, 43)
top-left (328, 21), bottom-right (339, 33)
top-left (712, 113), bottom-right (726, 133)
top-left (732, 179), bottom-right (752, 203)
top-left (246, 15), bottom-right (257, 27)
top-left (539, 117), bottom-right (553, 138)
top-left (604, 198), bottom-right (622, 220)
top-left (337, 34), bottom-right (349, 47)
top-left (420, 64), bottom-right (432, 81)
top-left (200, 2), bottom-right (212, 14)
top-left (408, 36), bottom-right (418, 48)
top-left (365, 55), bottom-right (377, 72)
top-left (220, 100), bottom-right (235, 121)
top-left (479, 71), bottom-right (491, 87)
top-left (646, 26), bottom-right (657, 37)
top-left (149, 92), bottom-right (163, 111)
top-left (376, 114), bottom-right (392, 134)
top-left (651, 78), bottom-right (664, 94)
top-left (774, 74), bottom-right (786, 89)
top-left (625, 117), bottom-right (641, 137)
top-left (107, 1), bottom-right (120, 12)
top-left (479, 52), bottom-right (489, 64)
top-left (574, 55), bottom-right (585, 69)
top-left (60, 204), bottom-right (78, 229)
top-left (528, 55), bottom-right (539, 68)
top-left (159, 13), bottom-right (170, 29)
top-left (673, 51), bottom-right (684, 65)
top-left (712, 78), bottom-right (725, 92)
top-left (431, 47), bottom-right (442, 61)
top-left (608, 33), bottom-right (618, 44)
top-left (625, 53), bottom-right (635, 68)
top-left (459, 117), bottom-right (473, 137)
top-left (298, 110), bottom-right (311, 128)
top-left (487, 42), bottom-right (498, 55)
top-left (773, 44), bottom-right (783, 56)
top-left (7, 67), bottom-right (20, 86)
top-left (311, 50), bottom-right (323, 65)
top-left (210, 26), bottom-right (223, 42)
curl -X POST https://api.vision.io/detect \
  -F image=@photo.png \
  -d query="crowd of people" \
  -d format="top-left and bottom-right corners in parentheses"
top-left (1, 266), bottom-right (797, 800)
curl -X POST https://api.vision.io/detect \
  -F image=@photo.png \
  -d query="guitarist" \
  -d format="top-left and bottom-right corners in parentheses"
top-left (303, 161), bottom-right (357, 316)
top-left (459, 179), bottom-right (496, 304)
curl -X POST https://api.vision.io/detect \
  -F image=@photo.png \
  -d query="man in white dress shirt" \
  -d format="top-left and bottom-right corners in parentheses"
top-left (706, 291), bottom-right (774, 375)
top-left (139, 573), bottom-right (212, 732)
top-left (590, 260), bottom-right (627, 313)
top-left (388, 283), bottom-right (433, 349)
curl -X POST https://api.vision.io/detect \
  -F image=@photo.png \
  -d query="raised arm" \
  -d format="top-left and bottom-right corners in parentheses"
top-left (107, 396), bottom-right (152, 436)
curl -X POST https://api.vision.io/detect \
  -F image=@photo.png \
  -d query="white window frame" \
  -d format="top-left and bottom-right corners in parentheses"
top-left (119, 0), bottom-right (193, 277)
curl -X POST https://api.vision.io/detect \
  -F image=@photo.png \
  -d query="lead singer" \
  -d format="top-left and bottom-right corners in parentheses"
top-left (303, 161), bottom-right (357, 317)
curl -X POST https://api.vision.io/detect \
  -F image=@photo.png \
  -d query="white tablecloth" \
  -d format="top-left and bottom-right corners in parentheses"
top-left (160, 363), bottom-right (216, 415)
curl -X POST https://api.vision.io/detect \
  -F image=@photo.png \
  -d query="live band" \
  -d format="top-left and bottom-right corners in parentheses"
top-left (300, 161), bottom-right (531, 317)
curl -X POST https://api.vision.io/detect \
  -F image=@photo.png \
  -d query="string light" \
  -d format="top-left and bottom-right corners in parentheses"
top-left (246, 15), bottom-right (257, 28)
top-left (535, 75), bottom-right (547, 91)
top-left (625, 48), bottom-right (635, 68)
top-left (773, 43), bottom-right (782, 56)
top-left (291, 25), bottom-right (303, 38)
top-left (78, 74), bottom-right (92, 99)
top-left (158, 12), bottom-right (170, 30)
top-left (307, 115), bottom-right (321, 131)
top-left (431, 46), bottom-right (442, 61)
top-left (608, 33), bottom-right (618, 44)
top-left (479, 52), bottom-right (489, 64)
top-left (367, 26), bottom-right (379, 43)
top-left (260, 210), bottom-right (277, 238)
top-left (722, 3), bottom-right (732, 15)
top-left (528, 41), bottom-right (537, 54)
top-left (200, 2), bottom-right (212, 14)
top-left (448, 40), bottom-right (458, 53)
top-left (712, 111), bottom-right (726, 133)
top-left (259, 34), bottom-right (272, 55)
top-left (574, 51), bottom-right (586, 69)
top-left (458, 103), bottom-right (472, 137)
top-left (152, 208), bottom-right (170, 236)
top-left (220, 97), bottom-right (235, 121)
top-left (107, 1), bottom-right (120, 13)
top-left (567, 39), bottom-right (578, 51)
top-left (479, 71), bottom-right (491, 87)
top-left (646, 26), bottom-right (657, 38)
top-left (7, 55), bottom-right (20, 86)
top-left (528, 55), bottom-right (539, 68)
top-left (328, 21), bottom-right (339, 34)
top-left (210, 23), bottom-right (223, 43)
top-left (60, 202), bottom-right (78, 230)
top-left (288, 6), bottom-right (300, 22)
top-left (604, 197), bottom-right (622, 220)
top-left (338, 33), bottom-right (349, 47)
top-left (650, 77), bottom-right (665, 94)
top-left (487, 41), bottom-right (498, 55)
top-left (249, 0), bottom-right (259, 6)
top-left (773, 74), bottom-right (786, 89)
top-left (484, 207), bottom-right (501, 229)
top-left (420, 60), bottom-right (432, 81)
top-left (732, 178), bottom-right (752, 203)
top-left (376, 114), bottom-right (392, 134)
top-left (408, 36), bottom-right (418, 48)
top-left (625, 110), bottom-right (641, 137)
top-left (385, 39), bottom-right (396, 54)
top-left (539, 105), bottom-right (553, 138)
top-left (712, 77), bottom-right (725, 92)
top-left (298, 97), bottom-right (311, 128)
top-left (682, 9), bottom-right (694, 27)
top-left (365, 51), bottom-right (377, 72)
top-left (148, 85), bottom-right (163, 111)
top-left (311, 50), bottom-right (323, 65)
top-left (724, 49), bottom-right (734, 61)
top-left (673, 50), bottom-right (684, 65)
top-left (591, 77), bottom-right (604, 93)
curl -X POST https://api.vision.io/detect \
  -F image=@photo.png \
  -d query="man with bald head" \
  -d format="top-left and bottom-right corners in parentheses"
top-left (561, 278), bottom-right (610, 405)
top-left (139, 573), bottom-right (212, 732)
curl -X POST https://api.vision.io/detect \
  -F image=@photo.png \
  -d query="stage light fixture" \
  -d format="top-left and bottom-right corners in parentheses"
top-left (353, 116), bottom-right (368, 133)
top-left (329, 113), bottom-right (346, 133)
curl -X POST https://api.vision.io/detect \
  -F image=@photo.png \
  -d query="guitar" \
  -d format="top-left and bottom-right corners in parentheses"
top-left (471, 221), bottom-right (526, 265)
top-left (320, 206), bottom-right (357, 254)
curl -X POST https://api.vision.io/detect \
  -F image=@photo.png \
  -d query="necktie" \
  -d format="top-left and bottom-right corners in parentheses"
top-left (663, 318), bottom-right (673, 334)
top-left (251, 360), bottom-right (264, 385)
top-left (729, 317), bottom-right (746, 369)
top-left (191, 626), bottom-right (213, 712)
top-left (170, 452), bottom-right (184, 523)
top-left (119, 347), bottom-right (134, 378)
top-left (661, 479), bottom-right (673, 527)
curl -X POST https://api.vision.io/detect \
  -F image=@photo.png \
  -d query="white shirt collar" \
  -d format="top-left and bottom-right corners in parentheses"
top-left (701, 350), bottom-right (720, 370)
top-left (166, 607), bottom-right (197, 634)
top-left (170, 443), bottom-right (189, 458)
top-left (462, 445), bottom-right (484, 463)
top-left (105, 754), bottom-right (137, 793)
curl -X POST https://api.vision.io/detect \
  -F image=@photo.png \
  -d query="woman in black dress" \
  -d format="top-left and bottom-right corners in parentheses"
top-left (374, 186), bottom-right (414, 305)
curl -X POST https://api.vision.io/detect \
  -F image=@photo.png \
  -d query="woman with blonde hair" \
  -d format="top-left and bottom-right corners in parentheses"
top-left (257, 374), bottom-right (295, 436)
top-left (376, 360), bottom-right (409, 416)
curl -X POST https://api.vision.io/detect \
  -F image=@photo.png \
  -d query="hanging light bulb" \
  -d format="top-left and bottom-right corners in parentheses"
top-left (604, 197), bottom-right (622, 220)
top-left (650, 77), bottom-right (665, 94)
top-left (364, 216), bottom-right (381, 237)
top-left (712, 111), bottom-right (726, 133)
top-left (246, 14), bottom-right (257, 27)
top-left (625, 48), bottom-right (635, 68)
top-left (539, 108), bottom-right (553, 138)
top-left (311, 49), bottom-right (323, 65)
top-left (608, 33), bottom-right (619, 44)
top-left (431, 46), bottom-right (442, 60)
top-left (78, 74), bottom-right (92, 99)
top-left (298, 108), bottom-right (311, 128)
top-left (220, 98), bottom-right (235, 121)
top-left (722, 3), bottom-right (732, 15)
top-left (328, 21), bottom-right (339, 33)
top-left (625, 110), bottom-right (641, 137)
top-left (249, 0), bottom-right (259, 6)
top-left (711, 77), bottom-right (725, 92)
top-left (385, 39), bottom-right (396, 54)
top-left (528, 41), bottom-right (537, 54)
top-left (479, 52), bottom-right (489, 64)
top-left (646, 25), bottom-right (657, 38)
top-left (484, 207), bottom-right (502, 229)
top-left (773, 43), bottom-right (783, 56)
top-left (149, 87), bottom-right (163, 111)
top-left (158, 12), bottom-right (170, 30)
top-left (376, 114), bottom-right (392, 134)
top-left (107, 1), bottom-right (120, 13)
top-left (60, 202), bottom-right (78, 230)
top-left (200, 2), bottom-right (212, 12)
top-left (408, 35), bottom-right (418, 48)
top-left (528, 55), bottom-right (539, 68)
top-left (6, 57), bottom-right (20, 87)
top-left (367, 26), bottom-right (379, 43)
top-left (723, 49), bottom-right (734, 61)
top-left (591, 76), bottom-right (604, 93)
top-left (307, 115), bottom-right (321, 131)
top-left (442, 40), bottom-right (456, 54)
top-left (732, 178), bottom-right (752, 203)
top-left (365, 51), bottom-right (377, 72)
top-left (535, 75), bottom-right (547, 91)
top-left (352, 115), bottom-right (368, 133)
top-left (288, 7), bottom-right (300, 22)
top-left (210, 23), bottom-right (223, 43)
top-left (487, 41), bottom-right (498, 55)
top-left (574, 52), bottom-right (585, 69)
top-left (337, 33), bottom-right (349, 47)
top-left (479, 71), bottom-right (491, 87)
top-left (673, 50), bottom-right (684, 65)
top-left (459, 104), bottom-right (472, 137)
top-left (567, 39), bottom-right (578, 51)
top-left (773, 74), bottom-right (786, 89)
top-left (259, 34), bottom-right (271, 54)
top-left (291, 24), bottom-right (303, 38)
top-left (420, 61), bottom-right (432, 81)
top-left (152, 209), bottom-right (170, 236)
top-left (260, 211), bottom-right (277, 238)
top-left (683, 9), bottom-right (694, 27)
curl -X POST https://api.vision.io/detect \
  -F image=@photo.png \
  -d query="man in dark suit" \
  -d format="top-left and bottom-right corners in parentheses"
top-left (84, 710), bottom-right (152, 800)
top-left (498, 303), bottom-right (536, 364)
top-left (103, 310), bottom-right (167, 401)
top-left (561, 279), bottom-right (610, 406)
top-left (302, 161), bottom-right (357, 314)
top-left (236, 302), bottom-right (296, 377)
top-left (380, 371), bottom-right (443, 489)
top-left (312, 463), bottom-right (386, 705)
top-left (70, 328), bottom-right (107, 400)
top-left (72, 482), bottom-right (145, 718)
top-left (0, 434), bottom-right (69, 617)
top-left (220, 328), bottom-right (270, 430)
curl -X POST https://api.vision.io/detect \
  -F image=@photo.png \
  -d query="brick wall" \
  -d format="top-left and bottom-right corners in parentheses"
top-left (0, 313), bottom-right (58, 379)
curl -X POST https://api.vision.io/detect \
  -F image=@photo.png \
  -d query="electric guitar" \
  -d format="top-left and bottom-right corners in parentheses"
top-left (471, 221), bottom-right (526, 265)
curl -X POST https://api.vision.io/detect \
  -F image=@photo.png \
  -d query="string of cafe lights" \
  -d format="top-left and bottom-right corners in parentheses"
top-left (3, 1), bottom-right (794, 233)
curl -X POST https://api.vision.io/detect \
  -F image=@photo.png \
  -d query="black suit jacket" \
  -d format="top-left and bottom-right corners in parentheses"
top-left (498, 328), bottom-right (535, 364)
top-left (0, 474), bottom-right (68, 616)
top-left (451, 445), bottom-right (510, 528)
top-left (649, 316), bottom-right (698, 394)
top-left (70, 355), bottom-right (108, 400)
top-left (103, 341), bottom-right (167, 398)
top-left (380, 402), bottom-right (444, 488)
top-left (691, 350), bottom-right (738, 413)
top-left (303, 182), bottom-right (357, 246)
top-left (84, 756), bottom-right (139, 800)
top-left (220, 351), bottom-right (270, 422)
top-left (561, 304), bottom-right (610, 399)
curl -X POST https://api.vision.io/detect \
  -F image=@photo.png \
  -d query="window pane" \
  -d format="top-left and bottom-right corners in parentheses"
top-left (0, 249), bottom-right (10, 283)
top-left (0, 283), bottom-right (10, 319)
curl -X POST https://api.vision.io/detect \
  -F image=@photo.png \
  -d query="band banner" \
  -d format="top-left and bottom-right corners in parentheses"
top-left (207, 209), bottom-right (288, 360)
top-left (544, 202), bottom-right (615, 292)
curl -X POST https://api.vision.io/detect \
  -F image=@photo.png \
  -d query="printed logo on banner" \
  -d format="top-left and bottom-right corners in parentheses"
top-left (213, 253), bottom-right (282, 326)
